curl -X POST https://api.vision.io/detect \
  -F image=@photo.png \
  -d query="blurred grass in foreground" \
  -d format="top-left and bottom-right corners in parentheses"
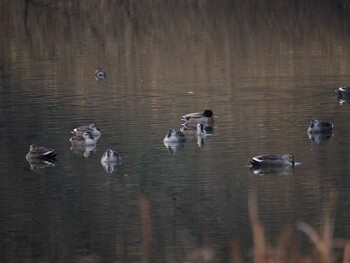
top-left (234, 190), bottom-right (350, 263)
top-left (138, 190), bottom-right (350, 263)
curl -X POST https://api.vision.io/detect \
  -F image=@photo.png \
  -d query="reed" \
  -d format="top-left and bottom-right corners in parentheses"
top-left (245, 190), bottom-right (350, 263)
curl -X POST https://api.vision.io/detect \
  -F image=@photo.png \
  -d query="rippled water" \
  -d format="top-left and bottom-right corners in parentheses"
top-left (1, 1), bottom-right (350, 262)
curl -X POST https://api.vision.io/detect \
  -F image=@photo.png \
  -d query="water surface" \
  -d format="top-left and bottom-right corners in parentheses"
top-left (1, 1), bottom-right (350, 262)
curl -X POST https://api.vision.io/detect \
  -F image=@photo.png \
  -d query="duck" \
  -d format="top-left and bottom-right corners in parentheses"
top-left (181, 109), bottom-right (215, 129)
top-left (335, 86), bottom-right (350, 98)
top-left (71, 123), bottom-right (102, 139)
top-left (94, 68), bottom-right (106, 80)
top-left (101, 149), bottom-right (122, 163)
top-left (69, 132), bottom-right (96, 146)
top-left (163, 129), bottom-right (187, 143)
top-left (307, 119), bottom-right (334, 133)
top-left (26, 144), bottom-right (57, 160)
top-left (249, 154), bottom-right (295, 167)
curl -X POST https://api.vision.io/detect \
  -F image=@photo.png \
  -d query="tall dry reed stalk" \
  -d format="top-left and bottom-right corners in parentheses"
top-left (246, 190), bottom-right (350, 263)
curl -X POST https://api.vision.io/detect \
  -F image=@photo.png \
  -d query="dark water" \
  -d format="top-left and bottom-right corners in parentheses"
top-left (1, 1), bottom-right (350, 262)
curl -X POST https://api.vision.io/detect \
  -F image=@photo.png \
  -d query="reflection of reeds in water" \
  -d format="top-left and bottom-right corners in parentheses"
top-left (140, 196), bottom-right (152, 260)
top-left (243, 190), bottom-right (350, 263)
top-left (139, 196), bottom-right (216, 262)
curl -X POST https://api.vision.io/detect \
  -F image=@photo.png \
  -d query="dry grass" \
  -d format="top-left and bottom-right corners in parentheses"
top-left (242, 190), bottom-right (350, 263)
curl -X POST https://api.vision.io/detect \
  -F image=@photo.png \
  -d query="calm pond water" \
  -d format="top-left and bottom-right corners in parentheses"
top-left (1, 1), bottom-right (350, 262)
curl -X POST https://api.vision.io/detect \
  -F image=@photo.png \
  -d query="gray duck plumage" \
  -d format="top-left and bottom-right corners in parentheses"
top-left (249, 154), bottom-right (295, 167)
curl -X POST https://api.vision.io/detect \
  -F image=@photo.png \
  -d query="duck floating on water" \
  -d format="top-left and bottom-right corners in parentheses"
top-left (249, 154), bottom-right (295, 167)
top-left (69, 132), bottom-right (96, 146)
top-left (163, 129), bottom-right (187, 143)
top-left (101, 149), bottom-right (122, 173)
top-left (101, 149), bottom-right (122, 163)
top-left (94, 68), bottom-right (106, 80)
top-left (307, 119), bottom-right (334, 134)
top-left (181, 109), bottom-right (216, 129)
top-left (71, 123), bottom-right (102, 139)
top-left (335, 86), bottom-right (350, 99)
top-left (26, 144), bottom-right (57, 160)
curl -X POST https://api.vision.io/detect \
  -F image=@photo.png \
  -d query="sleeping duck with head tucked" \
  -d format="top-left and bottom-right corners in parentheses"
top-left (26, 144), bottom-right (57, 160)
top-left (163, 129), bottom-right (187, 143)
top-left (307, 119), bottom-right (334, 134)
top-left (69, 132), bottom-right (96, 146)
top-left (71, 123), bottom-right (102, 139)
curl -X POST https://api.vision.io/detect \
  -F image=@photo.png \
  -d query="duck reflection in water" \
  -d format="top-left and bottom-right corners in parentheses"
top-left (100, 149), bottom-right (122, 173)
top-left (70, 144), bottom-right (96, 158)
top-left (27, 159), bottom-right (56, 171)
top-left (308, 131), bottom-right (333, 145)
top-left (163, 141), bottom-right (186, 155)
top-left (101, 162), bottom-right (121, 173)
top-left (181, 123), bottom-right (212, 147)
top-left (250, 165), bottom-right (294, 176)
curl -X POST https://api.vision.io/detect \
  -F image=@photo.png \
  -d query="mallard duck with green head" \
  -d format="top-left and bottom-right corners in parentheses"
top-left (181, 109), bottom-right (216, 129)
